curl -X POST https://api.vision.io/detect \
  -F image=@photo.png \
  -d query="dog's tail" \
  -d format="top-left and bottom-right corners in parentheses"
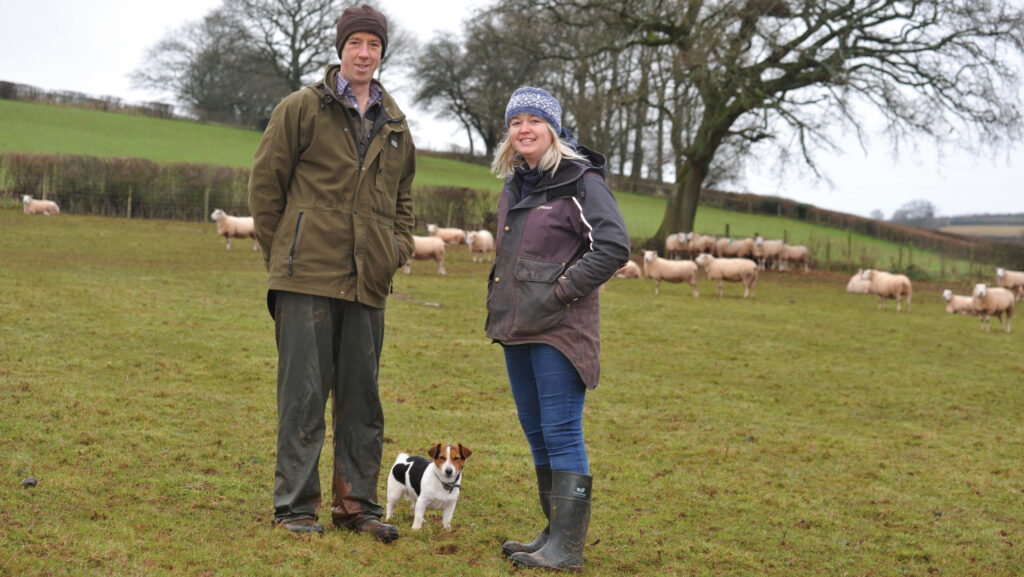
top-left (393, 452), bottom-right (410, 464)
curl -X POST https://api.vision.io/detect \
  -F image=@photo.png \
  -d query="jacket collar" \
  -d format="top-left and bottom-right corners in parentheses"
top-left (316, 64), bottom-right (407, 124)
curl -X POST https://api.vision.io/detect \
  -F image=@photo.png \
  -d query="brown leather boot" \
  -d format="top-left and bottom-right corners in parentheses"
top-left (336, 516), bottom-right (399, 544)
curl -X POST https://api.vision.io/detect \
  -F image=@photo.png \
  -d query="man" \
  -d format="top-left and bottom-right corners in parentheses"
top-left (248, 4), bottom-right (415, 542)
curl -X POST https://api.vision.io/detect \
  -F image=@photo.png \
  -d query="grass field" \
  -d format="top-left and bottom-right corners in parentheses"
top-left (2, 210), bottom-right (1022, 576)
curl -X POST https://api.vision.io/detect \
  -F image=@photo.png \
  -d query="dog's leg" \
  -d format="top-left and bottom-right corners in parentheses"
top-left (385, 479), bottom-right (401, 522)
top-left (412, 498), bottom-right (426, 530)
top-left (442, 501), bottom-right (457, 531)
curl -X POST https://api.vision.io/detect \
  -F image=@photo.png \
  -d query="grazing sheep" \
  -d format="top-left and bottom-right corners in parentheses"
top-left (642, 250), bottom-right (699, 297)
top-left (665, 233), bottom-right (688, 259)
top-left (210, 208), bottom-right (257, 251)
top-left (614, 259), bottom-right (642, 279)
top-left (686, 232), bottom-right (716, 259)
top-left (715, 237), bottom-right (755, 259)
top-left (860, 269), bottom-right (912, 312)
top-left (972, 283), bottom-right (1014, 333)
top-left (846, 269), bottom-right (873, 294)
top-left (752, 237), bottom-right (785, 270)
top-left (465, 229), bottom-right (495, 263)
top-left (996, 268), bottom-right (1024, 301)
top-left (404, 235), bottom-right (446, 276)
top-left (942, 289), bottom-right (977, 316)
top-left (427, 224), bottom-right (466, 245)
top-left (21, 195), bottom-right (60, 215)
top-left (694, 253), bottom-right (758, 298)
top-left (779, 244), bottom-right (810, 272)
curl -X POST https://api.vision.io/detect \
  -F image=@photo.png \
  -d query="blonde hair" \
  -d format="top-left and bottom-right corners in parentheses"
top-left (490, 123), bottom-right (585, 178)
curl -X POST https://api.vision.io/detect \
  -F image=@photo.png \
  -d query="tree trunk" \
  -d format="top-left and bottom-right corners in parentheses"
top-left (656, 158), bottom-right (706, 240)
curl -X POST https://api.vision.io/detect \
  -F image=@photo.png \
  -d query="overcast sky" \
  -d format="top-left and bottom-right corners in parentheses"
top-left (2, 0), bottom-right (1022, 219)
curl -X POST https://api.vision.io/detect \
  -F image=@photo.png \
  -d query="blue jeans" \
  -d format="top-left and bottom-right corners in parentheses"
top-left (503, 343), bottom-right (589, 474)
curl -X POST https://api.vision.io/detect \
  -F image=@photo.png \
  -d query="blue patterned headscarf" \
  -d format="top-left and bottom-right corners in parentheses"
top-left (504, 87), bottom-right (562, 133)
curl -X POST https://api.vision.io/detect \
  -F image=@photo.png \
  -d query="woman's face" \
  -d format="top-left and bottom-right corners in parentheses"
top-left (508, 113), bottom-right (553, 168)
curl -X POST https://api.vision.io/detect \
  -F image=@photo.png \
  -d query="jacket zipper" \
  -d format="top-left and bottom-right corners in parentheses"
top-left (287, 212), bottom-right (304, 276)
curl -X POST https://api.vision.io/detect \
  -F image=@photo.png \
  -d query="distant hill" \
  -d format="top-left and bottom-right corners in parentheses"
top-left (4, 87), bottom-right (1024, 271)
top-left (931, 214), bottom-right (1024, 243)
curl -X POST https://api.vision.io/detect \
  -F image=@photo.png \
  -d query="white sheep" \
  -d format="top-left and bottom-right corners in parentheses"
top-left (210, 209), bottom-right (257, 251)
top-left (465, 230), bottom-right (495, 263)
top-left (846, 269), bottom-right (873, 294)
top-left (996, 268), bottom-right (1024, 301)
top-left (664, 233), bottom-right (688, 260)
top-left (779, 244), bottom-right (810, 272)
top-left (972, 283), bottom-right (1014, 333)
top-left (642, 250), bottom-right (699, 297)
top-left (860, 269), bottom-right (912, 312)
top-left (427, 224), bottom-right (466, 245)
top-left (752, 237), bottom-right (785, 271)
top-left (614, 259), bottom-right (642, 279)
top-left (22, 195), bottom-right (60, 215)
top-left (941, 289), bottom-right (976, 316)
top-left (694, 253), bottom-right (758, 298)
top-left (686, 232), bottom-right (716, 259)
top-left (404, 235), bottom-right (446, 276)
top-left (715, 237), bottom-right (755, 259)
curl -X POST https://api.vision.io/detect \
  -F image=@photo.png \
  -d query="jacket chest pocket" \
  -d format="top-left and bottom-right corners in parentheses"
top-left (368, 131), bottom-right (404, 218)
top-left (510, 256), bottom-right (567, 337)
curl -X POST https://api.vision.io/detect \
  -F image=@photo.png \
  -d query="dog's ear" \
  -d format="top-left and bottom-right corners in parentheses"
top-left (458, 444), bottom-right (472, 459)
top-left (427, 444), bottom-right (442, 459)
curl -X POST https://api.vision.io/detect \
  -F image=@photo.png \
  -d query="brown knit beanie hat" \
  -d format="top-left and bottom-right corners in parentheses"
top-left (336, 4), bottom-right (388, 59)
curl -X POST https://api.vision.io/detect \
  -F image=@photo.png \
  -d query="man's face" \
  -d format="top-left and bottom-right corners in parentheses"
top-left (339, 31), bottom-right (382, 87)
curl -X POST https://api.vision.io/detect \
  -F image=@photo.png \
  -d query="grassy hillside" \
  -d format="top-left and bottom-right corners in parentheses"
top-left (0, 99), bottom-right (990, 277)
top-left (2, 211), bottom-right (1022, 576)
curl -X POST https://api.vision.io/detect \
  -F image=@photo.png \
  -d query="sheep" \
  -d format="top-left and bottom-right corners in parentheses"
top-left (846, 269), bottom-right (873, 294)
top-left (614, 259), bottom-right (642, 279)
top-left (779, 244), bottom-right (810, 272)
top-left (22, 195), bottom-right (59, 215)
top-left (665, 233), bottom-right (688, 259)
top-left (752, 237), bottom-right (785, 271)
top-left (972, 283), bottom-right (1014, 333)
top-left (685, 232), bottom-right (716, 259)
top-left (465, 229), bottom-right (495, 263)
top-left (694, 253), bottom-right (758, 298)
top-left (427, 224), bottom-right (466, 245)
top-left (404, 235), bottom-right (446, 276)
top-left (996, 268), bottom-right (1024, 301)
top-left (714, 237), bottom-right (755, 259)
top-left (942, 289), bottom-right (976, 316)
top-left (642, 250), bottom-right (699, 297)
top-left (210, 208), bottom-right (258, 251)
top-left (860, 269), bottom-right (912, 312)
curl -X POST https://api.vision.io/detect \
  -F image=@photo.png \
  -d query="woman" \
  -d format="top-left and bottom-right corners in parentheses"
top-left (486, 87), bottom-right (630, 571)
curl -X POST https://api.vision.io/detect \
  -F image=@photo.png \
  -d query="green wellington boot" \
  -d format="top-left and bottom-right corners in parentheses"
top-left (502, 466), bottom-right (552, 557)
top-left (509, 470), bottom-right (591, 572)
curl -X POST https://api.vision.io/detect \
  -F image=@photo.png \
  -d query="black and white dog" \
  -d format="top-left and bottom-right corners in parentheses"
top-left (385, 444), bottom-right (472, 530)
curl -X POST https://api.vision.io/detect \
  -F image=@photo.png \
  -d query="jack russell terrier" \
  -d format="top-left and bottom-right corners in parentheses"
top-left (385, 443), bottom-right (472, 530)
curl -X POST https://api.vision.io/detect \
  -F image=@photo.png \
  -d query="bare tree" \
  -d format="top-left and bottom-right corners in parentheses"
top-left (414, 11), bottom-right (544, 157)
top-left (133, 0), bottom-right (416, 128)
top-left (131, 10), bottom-right (288, 126)
top-left (498, 0), bottom-right (1024, 244)
top-left (223, 0), bottom-right (345, 91)
top-left (891, 199), bottom-right (938, 226)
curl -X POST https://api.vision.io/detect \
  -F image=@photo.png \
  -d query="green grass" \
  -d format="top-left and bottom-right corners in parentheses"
top-left (0, 100), bottom-right (261, 167)
top-left (2, 211), bottom-right (1022, 576)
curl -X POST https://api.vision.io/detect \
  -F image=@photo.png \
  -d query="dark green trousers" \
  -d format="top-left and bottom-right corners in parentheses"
top-left (272, 291), bottom-right (386, 525)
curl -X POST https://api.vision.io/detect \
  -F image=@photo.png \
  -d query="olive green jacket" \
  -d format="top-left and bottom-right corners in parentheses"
top-left (249, 65), bottom-right (416, 311)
